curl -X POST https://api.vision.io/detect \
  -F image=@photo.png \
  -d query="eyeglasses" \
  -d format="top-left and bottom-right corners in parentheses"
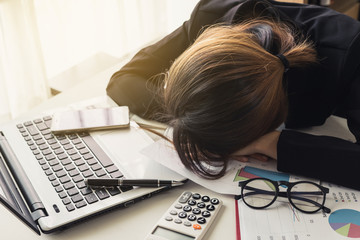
top-left (235, 178), bottom-right (331, 214)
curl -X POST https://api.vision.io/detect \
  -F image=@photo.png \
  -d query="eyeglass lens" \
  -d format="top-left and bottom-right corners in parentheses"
top-left (242, 179), bottom-right (277, 208)
top-left (242, 179), bottom-right (325, 212)
top-left (289, 182), bottom-right (325, 212)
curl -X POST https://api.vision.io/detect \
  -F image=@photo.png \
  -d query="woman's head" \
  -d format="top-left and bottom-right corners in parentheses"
top-left (161, 19), bottom-right (317, 178)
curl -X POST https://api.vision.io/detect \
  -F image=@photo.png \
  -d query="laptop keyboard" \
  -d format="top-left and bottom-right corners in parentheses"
top-left (17, 116), bottom-right (133, 212)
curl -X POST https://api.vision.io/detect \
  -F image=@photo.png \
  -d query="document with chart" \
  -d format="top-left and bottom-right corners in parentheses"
top-left (235, 164), bottom-right (360, 240)
top-left (141, 135), bottom-right (360, 240)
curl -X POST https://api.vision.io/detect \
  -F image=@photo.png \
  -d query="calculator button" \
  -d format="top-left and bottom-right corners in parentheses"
top-left (170, 210), bottom-right (177, 215)
top-left (165, 216), bottom-right (173, 221)
top-left (197, 202), bottom-right (206, 208)
top-left (183, 205), bottom-right (192, 212)
top-left (174, 219), bottom-right (182, 224)
top-left (188, 214), bottom-right (197, 221)
top-left (188, 199), bottom-right (196, 206)
top-left (197, 217), bottom-right (206, 224)
top-left (202, 211), bottom-right (211, 218)
top-left (178, 212), bottom-right (187, 218)
top-left (210, 198), bottom-right (220, 205)
top-left (192, 208), bottom-right (201, 214)
top-left (192, 193), bottom-right (201, 200)
top-left (193, 224), bottom-right (202, 230)
top-left (179, 192), bottom-right (192, 203)
top-left (184, 221), bottom-right (192, 227)
top-left (201, 195), bottom-right (210, 202)
top-left (206, 204), bottom-right (215, 211)
top-left (174, 204), bottom-right (182, 209)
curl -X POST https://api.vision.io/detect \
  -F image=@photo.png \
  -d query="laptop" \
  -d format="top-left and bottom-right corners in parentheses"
top-left (0, 113), bottom-right (186, 235)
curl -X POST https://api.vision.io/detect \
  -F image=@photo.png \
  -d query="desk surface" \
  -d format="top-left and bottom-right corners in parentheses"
top-left (0, 63), bottom-right (237, 240)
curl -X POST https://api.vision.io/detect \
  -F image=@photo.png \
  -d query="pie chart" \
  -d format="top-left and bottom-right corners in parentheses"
top-left (329, 209), bottom-right (360, 238)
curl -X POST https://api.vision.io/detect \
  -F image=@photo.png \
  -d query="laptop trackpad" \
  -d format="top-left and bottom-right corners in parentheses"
top-left (91, 126), bottom-right (184, 180)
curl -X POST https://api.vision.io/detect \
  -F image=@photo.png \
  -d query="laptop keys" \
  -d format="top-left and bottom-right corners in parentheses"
top-left (18, 116), bottom-right (128, 212)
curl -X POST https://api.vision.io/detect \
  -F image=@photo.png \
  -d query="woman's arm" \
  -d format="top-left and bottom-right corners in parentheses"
top-left (233, 129), bottom-right (360, 190)
top-left (106, 0), bottom-right (244, 119)
top-left (277, 130), bottom-right (360, 190)
top-left (106, 20), bottom-right (195, 120)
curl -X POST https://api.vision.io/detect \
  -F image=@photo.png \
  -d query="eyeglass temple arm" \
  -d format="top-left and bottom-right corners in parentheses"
top-left (234, 187), bottom-right (277, 200)
top-left (286, 193), bottom-right (331, 213)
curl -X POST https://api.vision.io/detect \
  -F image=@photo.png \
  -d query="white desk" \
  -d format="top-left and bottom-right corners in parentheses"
top-left (0, 64), bottom-right (237, 240)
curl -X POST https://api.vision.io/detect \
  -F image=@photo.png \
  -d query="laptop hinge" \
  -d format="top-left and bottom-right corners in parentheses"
top-left (31, 208), bottom-right (47, 222)
top-left (0, 132), bottom-right (46, 213)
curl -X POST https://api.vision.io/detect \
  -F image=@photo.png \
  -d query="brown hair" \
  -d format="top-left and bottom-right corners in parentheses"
top-left (160, 19), bottom-right (317, 178)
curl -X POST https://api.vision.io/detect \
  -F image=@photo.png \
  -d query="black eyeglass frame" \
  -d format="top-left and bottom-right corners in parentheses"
top-left (235, 178), bottom-right (331, 214)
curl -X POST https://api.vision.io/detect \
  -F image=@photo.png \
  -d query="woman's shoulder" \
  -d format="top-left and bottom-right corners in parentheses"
top-left (273, 1), bottom-right (360, 50)
top-left (195, 0), bottom-right (360, 48)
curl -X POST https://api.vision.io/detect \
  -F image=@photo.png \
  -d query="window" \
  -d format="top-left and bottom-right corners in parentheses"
top-left (0, 0), bottom-right (199, 122)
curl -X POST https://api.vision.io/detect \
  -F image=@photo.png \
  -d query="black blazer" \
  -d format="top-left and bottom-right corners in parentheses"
top-left (107, 0), bottom-right (360, 190)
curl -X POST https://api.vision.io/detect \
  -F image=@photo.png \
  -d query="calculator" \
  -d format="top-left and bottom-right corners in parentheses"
top-left (145, 191), bottom-right (223, 240)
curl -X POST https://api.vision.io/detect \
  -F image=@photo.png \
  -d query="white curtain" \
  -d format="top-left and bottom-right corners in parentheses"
top-left (0, 0), bottom-right (49, 122)
top-left (0, 0), bottom-right (199, 123)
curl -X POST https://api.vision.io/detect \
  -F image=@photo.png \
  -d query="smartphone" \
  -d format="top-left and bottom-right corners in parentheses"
top-left (50, 106), bottom-right (130, 134)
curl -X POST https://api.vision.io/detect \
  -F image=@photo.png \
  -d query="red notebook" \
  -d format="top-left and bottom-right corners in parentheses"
top-left (235, 199), bottom-right (241, 240)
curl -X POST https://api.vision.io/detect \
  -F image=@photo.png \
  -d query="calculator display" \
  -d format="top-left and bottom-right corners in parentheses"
top-left (152, 226), bottom-right (195, 240)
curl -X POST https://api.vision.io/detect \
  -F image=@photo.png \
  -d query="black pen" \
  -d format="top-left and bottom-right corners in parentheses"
top-left (85, 178), bottom-right (185, 188)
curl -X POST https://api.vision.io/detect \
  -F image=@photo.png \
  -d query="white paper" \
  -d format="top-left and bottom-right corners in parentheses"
top-left (140, 139), bottom-right (316, 195)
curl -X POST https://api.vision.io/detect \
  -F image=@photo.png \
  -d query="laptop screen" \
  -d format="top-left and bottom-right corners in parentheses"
top-left (0, 155), bottom-right (40, 235)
